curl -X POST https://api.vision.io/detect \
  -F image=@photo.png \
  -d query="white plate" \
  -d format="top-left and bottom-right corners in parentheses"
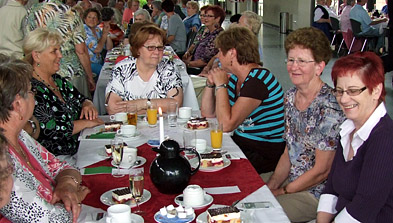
top-left (196, 205), bottom-right (251, 223)
top-left (154, 211), bottom-right (195, 223)
top-left (182, 123), bottom-right (210, 131)
top-left (197, 146), bottom-right (214, 154)
top-left (105, 213), bottom-right (144, 223)
top-left (174, 194), bottom-right (213, 210)
top-left (116, 131), bottom-right (141, 139)
top-left (111, 156), bottom-right (146, 169)
top-left (199, 158), bottom-right (231, 173)
top-left (100, 187), bottom-right (151, 207)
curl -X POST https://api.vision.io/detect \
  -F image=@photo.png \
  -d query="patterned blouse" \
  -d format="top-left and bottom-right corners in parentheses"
top-left (284, 84), bottom-right (345, 199)
top-left (105, 56), bottom-right (183, 100)
top-left (0, 130), bottom-right (74, 222)
top-left (193, 27), bottom-right (223, 63)
top-left (25, 0), bottom-right (86, 79)
top-left (84, 24), bottom-right (103, 64)
top-left (98, 22), bottom-right (124, 47)
top-left (32, 74), bottom-right (87, 156)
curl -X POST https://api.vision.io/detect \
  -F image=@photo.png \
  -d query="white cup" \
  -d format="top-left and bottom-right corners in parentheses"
top-left (110, 112), bottom-right (128, 123)
top-left (183, 184), bottom-right (205, 207)
top-left (179, 107), bottom-right (192, 119)
top-left (106, 204), bottom-right (131, 223)
top-left (116, 125), bottom-right (136, 137)
top-left (121, 147), bottom-right (138, 167)
top-left (191, 139), bottom-right (207, 153)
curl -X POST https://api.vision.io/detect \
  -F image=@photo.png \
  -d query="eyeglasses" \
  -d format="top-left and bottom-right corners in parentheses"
top-left (333, 86), bottom-right (367, 97)
top-left (28, 88), bottom-right (37, 96)
top-left (202, 14), bottom-right (215, 18)
top-left (285, 58), bottom-right (315, 67)
top-left (143, 45), bottom-right (165, 51)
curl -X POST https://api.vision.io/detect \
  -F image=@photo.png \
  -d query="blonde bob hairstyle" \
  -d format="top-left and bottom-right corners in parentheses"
top-left (215, 26), bottom-right (260, 65)
top-left (186, 1), bottom-right (199, 12)
top-left (23, 28), bottom-right (63, 65)
top-left (131, 25), bottom-right (166, 58)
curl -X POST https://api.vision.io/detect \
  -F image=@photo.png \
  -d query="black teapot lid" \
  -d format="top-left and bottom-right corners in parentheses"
top-left (158, 139), bottom-right (181, 158)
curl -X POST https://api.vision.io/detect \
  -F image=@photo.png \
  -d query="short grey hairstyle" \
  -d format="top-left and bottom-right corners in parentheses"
top-left (23, 28), bottom-right (63, 66)
top-left (186, 1), bottom-right (199, 12)
top-left (241, 11), bottom-right (262, 35)
top-left (152, 1), bottom-right (162, 11)
top-left (134, 9), bottom-right (151, 21)
top-left (108, 0), bottom-right (117, 8)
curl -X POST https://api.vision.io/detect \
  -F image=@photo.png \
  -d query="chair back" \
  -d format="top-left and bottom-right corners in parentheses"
top-left (331, 17), bottom-right (340, 31)
top-left (350, 19), bottom-right (362, 36)
top-left (186, 31), bottom-right (197, 49)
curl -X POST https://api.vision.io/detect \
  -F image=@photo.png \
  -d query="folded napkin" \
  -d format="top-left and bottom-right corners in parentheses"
top-left (87, 132), bottom-right (115, 139)
top-left (82, 166), bottom-right (113, 175)
top-left (204, 186), bottom-right (241, 194)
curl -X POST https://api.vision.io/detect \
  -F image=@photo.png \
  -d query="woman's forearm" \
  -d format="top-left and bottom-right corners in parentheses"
top-left (94, 32), bottom-right (109, 53)
top-left (200, 86), bottom-right (216, 118)
top-left (56, 169), bottom-right (82, 188)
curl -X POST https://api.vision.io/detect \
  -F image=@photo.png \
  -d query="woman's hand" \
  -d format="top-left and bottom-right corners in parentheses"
top-left (209, 67), bottom-right (229, 86)
top-left (80, 100), bottom-right (98, 120)
top-left (103, 21), bottom-right (111, 35)
top-left (191, 26), bottom-right (198, 33)
top-left (270, 187), bottom-right (285, 196)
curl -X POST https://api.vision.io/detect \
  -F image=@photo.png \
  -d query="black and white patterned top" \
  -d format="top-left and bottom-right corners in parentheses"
top-left (105, 56), bottom-right (183, 100)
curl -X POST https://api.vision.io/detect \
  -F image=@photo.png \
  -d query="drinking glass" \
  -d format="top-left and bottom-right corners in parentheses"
top-left (183, 129), bottom-right (196, 150)
top-left (210, 122), bottom-right (223, 150)
top-left (126, 104), bottom-right (138, 126)
top-left (111, 138), bottom-right (124, 177)
top-left (129, 167), bottom-right (145, 215)
top-left (147, 102), bottom-right (158, 127)
top-left (167, 101), bottom-right (178, 127)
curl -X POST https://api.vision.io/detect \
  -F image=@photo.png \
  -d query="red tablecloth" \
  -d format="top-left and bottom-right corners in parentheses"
top-left (82, 143), bottom-right (265, 222)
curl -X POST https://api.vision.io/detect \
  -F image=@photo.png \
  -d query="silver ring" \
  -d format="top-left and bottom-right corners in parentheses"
top-left (78, 203), bottom-right (82, 206)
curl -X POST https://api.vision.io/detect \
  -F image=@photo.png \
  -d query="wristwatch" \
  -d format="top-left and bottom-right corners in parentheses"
top-left (215, 84), bottom-right (228, 91)
top-left (147, 98), bottom-right (151, 106)
top-left (28, 120), bottom-right (37, 134)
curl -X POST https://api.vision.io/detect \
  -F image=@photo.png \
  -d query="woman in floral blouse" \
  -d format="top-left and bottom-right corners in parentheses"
top-left (264, 27), bottom-right (345, 222)
top-left (23, 28), bottom-right (104, 159)
top-left (0, 54), bottom-right (90, 223)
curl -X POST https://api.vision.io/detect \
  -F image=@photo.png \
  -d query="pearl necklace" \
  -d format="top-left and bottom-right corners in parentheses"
top-left (33, 70), bottom-right (59, 92)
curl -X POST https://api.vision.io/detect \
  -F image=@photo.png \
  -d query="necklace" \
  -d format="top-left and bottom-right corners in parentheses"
top-left (9, 141), bottom-right (35, 170)
top-left (33, 70), bottom-right (59, 92)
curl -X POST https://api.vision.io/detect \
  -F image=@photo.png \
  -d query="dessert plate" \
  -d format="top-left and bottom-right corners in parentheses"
top-left (174, 194), bottom-right (213, 210)
top-left (182, 123), bottom-right (210, 131)
top-left (100, 187), bottom-right (151, 207)
top-left (154, 211), bottom-right (195, 223)
top-left (196, 205), bottom-right (251, 223)
top-left (110, 156), bottom-right (146, 169)
top-left (199, 158), bottom-right (231, 173)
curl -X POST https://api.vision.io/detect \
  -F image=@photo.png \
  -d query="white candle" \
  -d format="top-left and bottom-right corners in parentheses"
top-left (159, 107), bottom-right (164, 144)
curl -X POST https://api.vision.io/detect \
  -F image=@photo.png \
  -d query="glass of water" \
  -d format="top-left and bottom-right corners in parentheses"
top-left (167, 101), bottom-right (178, 127)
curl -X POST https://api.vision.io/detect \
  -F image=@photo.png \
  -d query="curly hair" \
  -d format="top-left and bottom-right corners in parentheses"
top-left (0, 54), bottom-right (33, 123)
top-left (83, 7), bottom-right (102, 23)
top-left (101, 7), bottom-right (114, 22)
top-left (0, 131), bottom-right (12, 205)
top-left (285, 27), bottom-right (332, 65)
top-left (215, 27), bottom-right (260, 65)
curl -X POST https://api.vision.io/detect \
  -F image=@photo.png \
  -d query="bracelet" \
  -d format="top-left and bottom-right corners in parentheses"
top-left (215, 84), bottom-right (228, 91)
top-left (58, 175), bottom-right (81, 186)
top-left (206, 80), bottom-right (215, 88)
top-left (283, 185), bottom-right (288, 194)
top-left (28, 120), bottom-right (37, 134)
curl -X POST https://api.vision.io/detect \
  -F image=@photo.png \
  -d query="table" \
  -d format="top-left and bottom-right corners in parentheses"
top-left (92, 47), bottom-right (200, 115)
top-left (76, 117), bottom-right (290, 222)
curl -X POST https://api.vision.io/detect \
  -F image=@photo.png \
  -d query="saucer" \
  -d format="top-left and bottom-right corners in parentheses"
top-left (100, 187), bottom-right (151, 207)
top-left (111, 156), bottom-right (146, 169)
top-left (154, 211), bottom-right (195, 223)
top-left (196, 146), bottom-right (213, 154)
top-left (174, 194), bottom-right (213, 210)
top-left (115, 131), bottom-right (141, 139)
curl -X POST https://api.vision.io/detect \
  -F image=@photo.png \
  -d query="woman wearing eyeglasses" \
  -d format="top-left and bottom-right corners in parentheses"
top-left (317, 52), bottom-right (393, 222)
top-left (264, 27), bottom-right (345, 222)
top-left (105, 24), bottom-right (183, 114)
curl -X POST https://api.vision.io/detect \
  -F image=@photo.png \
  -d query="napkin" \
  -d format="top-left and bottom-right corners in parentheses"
top-left (82, 166), bottom-right (113, 175)
top-left (87, 132), bottom-right (115, 139)
top-left (204, 186), bottom-right (241, 194)
top-left (77, 204), bottom-right (106, 223)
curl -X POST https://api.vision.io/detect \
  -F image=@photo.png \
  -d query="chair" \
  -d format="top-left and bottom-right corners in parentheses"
top-left (186, 31), bottom-right (197, 50)
top-left (348, 19), bottom-right (375, 54)
top-left (330, 17), bottom-right (345, 55)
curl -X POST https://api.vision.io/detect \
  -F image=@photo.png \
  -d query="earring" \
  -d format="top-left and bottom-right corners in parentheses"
top-left (214, 23), bottom-right (220, 29)
top-left (37, 63), bottom-right (40, 67)
top-left (20, 115), bottom-right (23, 121)
top-left (231, 59), bottom-right (233, 66)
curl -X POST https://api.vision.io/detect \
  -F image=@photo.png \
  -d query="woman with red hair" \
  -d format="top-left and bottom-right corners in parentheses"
top-left (317, 52), bottom-right (393, 222)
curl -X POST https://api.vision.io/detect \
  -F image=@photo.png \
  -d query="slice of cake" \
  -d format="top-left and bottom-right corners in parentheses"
top-left (112, 188), bottom-right (132, 204)
top-left (201, 153), bottom-right (224, 168)
top-left (207, 206), bottom-right (241, 223)
top-left (187, 117), bottom-right (209, 130)
top-left (104, 121), bottom-right (123, 132)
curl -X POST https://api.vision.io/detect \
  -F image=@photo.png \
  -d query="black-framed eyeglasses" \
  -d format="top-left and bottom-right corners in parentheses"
top-left (143, 45), bottom-right (165, 51)
top-left (285, 58), bottom-right (315, 67)
top-left (333, 86), bottom-right (367, 97)
top-left (202, 14), bottom-right (215, 18)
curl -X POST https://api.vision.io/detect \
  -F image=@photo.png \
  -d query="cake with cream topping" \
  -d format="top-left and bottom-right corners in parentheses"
top-left (187, 117), bottom-right (209, 129)
top-left (207, 206), bottom-right (241, 223)
top-left (112, 188), bottom-right (132, 204)
top-left (201, 153), bottom-right (224, 167)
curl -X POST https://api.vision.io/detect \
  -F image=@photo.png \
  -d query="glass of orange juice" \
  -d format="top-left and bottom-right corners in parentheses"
top-left (147, 102), bottom-right (158, 127)
top-left (210, 122), bottom-right (223, 149)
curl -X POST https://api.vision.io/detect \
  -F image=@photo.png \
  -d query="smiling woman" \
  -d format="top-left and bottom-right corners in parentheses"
top-left (105, 24), bottom-right (183, 114)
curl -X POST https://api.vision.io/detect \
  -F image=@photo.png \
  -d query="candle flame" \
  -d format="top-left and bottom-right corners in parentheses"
top-left (158, 107), bottom-right (162, 115)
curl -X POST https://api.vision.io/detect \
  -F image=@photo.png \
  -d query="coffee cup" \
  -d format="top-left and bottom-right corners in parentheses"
top-left (179, 107), bottom-right (192, 119)
top-left (106, 204), bottom-right (131, 223)
top-left (110, 112), bottom-right (128, 124)
top-left (121, 147), bottom-right (138, 167)
top-left (116, 125), bottom-right (136, 137)
top-left (183, 184), bottom-right (205, 207)
top-left (191, 139), bottom-right (207, 153)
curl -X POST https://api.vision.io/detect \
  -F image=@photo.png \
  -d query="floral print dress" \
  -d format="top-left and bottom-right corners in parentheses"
top-left (32, 74), bottom-right (87, 156)
top-left (284, 84), bottom-right (345, 199)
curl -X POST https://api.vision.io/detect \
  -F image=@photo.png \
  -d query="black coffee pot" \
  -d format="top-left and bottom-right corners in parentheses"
top-left (150, 139), bottom-right (200, 194)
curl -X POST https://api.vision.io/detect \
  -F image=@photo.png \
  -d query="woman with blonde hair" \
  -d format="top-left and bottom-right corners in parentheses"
top-left (23, 28), bottom-right (103, 160)
top-left (183, 1), bottom-right (200, 34)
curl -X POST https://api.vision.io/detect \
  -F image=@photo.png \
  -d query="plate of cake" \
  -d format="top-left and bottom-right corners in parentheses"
top-left (154, 204), bottom-right (195, 223)
top-left (199, 153), bottom-right (231, 172)
top-left (196, 205), bottom-right (250, 223)
top-left (183, 117), bottom-right (210, 131)
top-left (100, 187), bottom-right (151, 207)
top-left (110, 156), bottom-right (146, 169)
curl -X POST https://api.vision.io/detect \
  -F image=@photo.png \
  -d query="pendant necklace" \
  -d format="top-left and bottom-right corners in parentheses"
top-left (33, 70), bottom-right (59, 92)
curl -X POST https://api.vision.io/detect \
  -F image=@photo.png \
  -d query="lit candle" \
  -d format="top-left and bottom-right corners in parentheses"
top-left (159, 107), bottom-right (164, 144)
